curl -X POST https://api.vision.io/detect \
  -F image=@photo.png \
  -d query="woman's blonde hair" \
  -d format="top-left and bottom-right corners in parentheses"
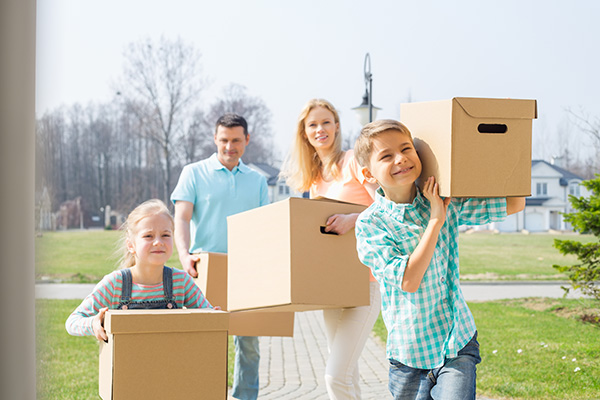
top-left (116, 199), bottom-right (174, 269)
top-left (280, 99), bottom-right (345, 192)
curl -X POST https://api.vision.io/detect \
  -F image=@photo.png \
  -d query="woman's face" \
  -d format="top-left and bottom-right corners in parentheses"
top-left (304, 106), bottom-right (339, 154)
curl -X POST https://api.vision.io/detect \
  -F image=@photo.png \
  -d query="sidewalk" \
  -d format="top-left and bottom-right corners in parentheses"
top-left (36, 281), bottom-right (585, 399)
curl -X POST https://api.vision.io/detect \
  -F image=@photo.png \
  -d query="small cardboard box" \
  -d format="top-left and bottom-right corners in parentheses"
top-left (400, 97), bottom-right (537, 197)
top-left (193, 252), bottom-right (295, 336)
top-left (227, 197), bottom-right (370, 312)
top-left (99, 309), bottom-right (228, 400)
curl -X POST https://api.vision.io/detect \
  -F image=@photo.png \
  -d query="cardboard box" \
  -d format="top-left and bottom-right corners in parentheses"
top-left (400, 97), bottom-right (537, 197)
top-left (193, 252), bottom-right (295, 336)
top-left (99, 309), bottom-right (228, 400)
top-left (227, 197), bottom-right (370, 312)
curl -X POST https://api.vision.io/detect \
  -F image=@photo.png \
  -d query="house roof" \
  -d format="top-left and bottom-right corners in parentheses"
top-left (531, 160), bottom-right (584, 186)
top-left (526, 196), bottom-right (551, 206)
top-left (248, 162), bottom-right (281, 186)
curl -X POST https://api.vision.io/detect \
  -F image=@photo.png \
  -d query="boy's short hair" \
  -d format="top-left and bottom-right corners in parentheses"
top-left (354, 119), bottom-right (414, 168)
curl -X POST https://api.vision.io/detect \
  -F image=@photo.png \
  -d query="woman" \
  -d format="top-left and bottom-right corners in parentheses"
top-left (281, 99), bottom-right (381, 399)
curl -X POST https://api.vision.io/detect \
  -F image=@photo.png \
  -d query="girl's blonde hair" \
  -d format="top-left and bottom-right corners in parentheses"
top-left (116, 199), bottom-right (174, 269)
top-left (280, 99), bottom-right (345, 192)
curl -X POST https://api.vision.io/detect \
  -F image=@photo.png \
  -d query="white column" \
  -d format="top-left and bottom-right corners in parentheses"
top-left (0, 0), bottom-right (36, 398)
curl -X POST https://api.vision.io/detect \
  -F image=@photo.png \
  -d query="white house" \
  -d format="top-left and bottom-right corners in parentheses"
top-left (247, 163), bottom-right (304, 203)
top-left (489, 159), bottom-right (592, 232)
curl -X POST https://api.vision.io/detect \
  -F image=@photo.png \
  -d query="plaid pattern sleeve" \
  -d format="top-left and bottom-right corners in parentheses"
top-left (355, 188), bottom-right (508, 369)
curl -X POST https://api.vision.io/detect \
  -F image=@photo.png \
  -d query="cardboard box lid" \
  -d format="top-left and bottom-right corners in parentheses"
top-left (105, 309), bottom-right (229, 334)
top-left (454, 97), bottom-right (538, 119)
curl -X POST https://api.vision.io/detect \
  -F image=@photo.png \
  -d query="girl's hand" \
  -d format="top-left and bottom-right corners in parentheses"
top-left (93, 307), bottom-right (109, 342)
top-left (324, 213), bottom-right (359, 235)
top-left (422, 176), bottom-right (450, 227)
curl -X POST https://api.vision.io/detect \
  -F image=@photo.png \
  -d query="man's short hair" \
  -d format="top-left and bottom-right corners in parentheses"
top-left (354, 119), bottom-right (413, 168)
top-left (215, 113), bottom-right (248, 136)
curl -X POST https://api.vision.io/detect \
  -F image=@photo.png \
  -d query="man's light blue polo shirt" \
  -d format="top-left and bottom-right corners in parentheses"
top-left (170, 153), bottom-right (269, 253)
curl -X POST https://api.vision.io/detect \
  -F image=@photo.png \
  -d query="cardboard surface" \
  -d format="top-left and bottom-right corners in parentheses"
top-left (99, 309), bottom-right (228, 400)
top-left (227, 197), bottom-right (370, 312)
top-left (193, 252), bottom-right (295, 336)
top-left (401, 97), bottom-right (537, 197)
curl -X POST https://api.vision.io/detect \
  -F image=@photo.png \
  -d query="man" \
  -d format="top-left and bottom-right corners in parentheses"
top-left (171, 113), bottom-right (268, 400)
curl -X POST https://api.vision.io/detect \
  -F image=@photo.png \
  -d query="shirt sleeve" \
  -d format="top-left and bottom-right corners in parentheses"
top-left (259, 175), bottom-right (269, 206)
top-left (180, 272), bottom-right (213, 309)
top-left (455, 197), bottom-right (507, 226)
top-left (65, 273), bottom-right (120, 337)
top-left (170, 164), bottom-right (197, 205)
top-left (356, 212), bottom-right (409, 289)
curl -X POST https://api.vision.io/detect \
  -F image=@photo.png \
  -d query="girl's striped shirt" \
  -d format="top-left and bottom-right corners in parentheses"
top-left (65, 267), bottom-right (212, 336)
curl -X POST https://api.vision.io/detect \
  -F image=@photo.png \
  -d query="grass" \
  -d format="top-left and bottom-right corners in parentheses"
top-left (36, 299), bottom-right (236, 399)
top-left (36, 230), bottom-right (595, 283)
top-left (459, 232), bottom-right (595, 280)
top-left (373, 298), bottom-right (600, 400)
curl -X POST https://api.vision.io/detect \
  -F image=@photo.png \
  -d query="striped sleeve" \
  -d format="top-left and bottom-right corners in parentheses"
top-left (172, 269), bottom-right (212, 309)
top-left (65, 271), bottom-right (122, 336)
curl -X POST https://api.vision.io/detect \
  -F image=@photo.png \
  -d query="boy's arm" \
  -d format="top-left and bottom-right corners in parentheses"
top-left (506, 197), bottom-right (526, 215)
top-left (402, 177), bottom-right (450, 293)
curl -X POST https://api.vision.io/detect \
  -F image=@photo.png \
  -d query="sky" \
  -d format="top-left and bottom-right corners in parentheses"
top-left (36, 0), bottom-right (600, 166)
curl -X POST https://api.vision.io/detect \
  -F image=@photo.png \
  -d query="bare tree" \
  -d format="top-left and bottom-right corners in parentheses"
top-left (117, 36), bottom-right (206, 203)
top-left (566, 108), bottom-right (600, 177)
top-left (206, 83), bottom-right (275, 164)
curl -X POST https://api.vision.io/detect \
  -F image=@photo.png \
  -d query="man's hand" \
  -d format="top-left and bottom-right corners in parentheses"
top-left (93, 307), bottom-right (109, 342)
top-left (180, 253), bottom-right (201, 278)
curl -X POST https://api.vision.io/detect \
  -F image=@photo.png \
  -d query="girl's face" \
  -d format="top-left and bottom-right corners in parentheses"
top-left (127, 213), bottom-right (174, 269)
top-left (304, 106), bottom-right (339, 154)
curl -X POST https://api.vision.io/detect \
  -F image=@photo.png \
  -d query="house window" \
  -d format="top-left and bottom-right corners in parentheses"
top-left (278, 185), bottom-right (284, 195)
top-left (285, 186), bottom-right (290, 195)
top-left (569, 183), bottom-right (580, 197)
top-left (536, 182), bottom-right (547, 196)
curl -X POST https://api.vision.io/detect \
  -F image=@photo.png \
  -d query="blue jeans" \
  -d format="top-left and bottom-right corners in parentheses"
top-left (232, 336), bottom-right (260, 400)
top-left (388, 332), bottom-right (481, 400)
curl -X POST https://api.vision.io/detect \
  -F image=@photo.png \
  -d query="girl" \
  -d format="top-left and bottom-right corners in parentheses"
top-left (280, 99), bottom-right (381, 400)
top-left (66, 199), bottom-right (214, 342)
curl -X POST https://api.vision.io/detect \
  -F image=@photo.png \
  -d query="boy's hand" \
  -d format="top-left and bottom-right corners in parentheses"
top-left (422, 176), bottom-right (450, 226)
top-left (324, 213), bottom-right (359, 235)
top-left (93, 307), bottom-right (109, 343)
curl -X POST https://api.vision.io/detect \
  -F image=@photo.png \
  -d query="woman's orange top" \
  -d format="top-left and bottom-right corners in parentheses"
top-left (310, 150), bottom-right (377, 281)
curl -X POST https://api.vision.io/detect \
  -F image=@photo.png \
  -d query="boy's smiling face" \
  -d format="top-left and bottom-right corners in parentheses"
top-left (362, 129), bottom-right (422, 201)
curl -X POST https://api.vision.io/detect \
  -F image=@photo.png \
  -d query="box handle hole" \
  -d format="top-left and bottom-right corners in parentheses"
top-left (478, 123), bottom-right (507, 134)
top-left (320, 226), bottom-right (339, 235)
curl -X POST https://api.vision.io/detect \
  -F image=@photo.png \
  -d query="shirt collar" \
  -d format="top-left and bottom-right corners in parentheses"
top-left (208, 153), bottom-right (250, 173)
top-left (374, 185), bottom-right (426, 221)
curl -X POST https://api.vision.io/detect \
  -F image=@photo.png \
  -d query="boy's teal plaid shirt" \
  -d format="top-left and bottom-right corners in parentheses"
top-left (356, 186), bottom-right (507, 369)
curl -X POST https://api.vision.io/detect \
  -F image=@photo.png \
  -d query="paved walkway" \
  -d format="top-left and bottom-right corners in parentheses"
top-left (36, 281), bottom-right (586, 400)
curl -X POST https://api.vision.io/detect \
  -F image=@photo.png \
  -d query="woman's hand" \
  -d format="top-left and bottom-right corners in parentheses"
top-left (422, 176), bottom-right (450, 228)
top-left (324, 213), bottom-right (359, 235)
top-left (93, 307), bottom-right (109, 342)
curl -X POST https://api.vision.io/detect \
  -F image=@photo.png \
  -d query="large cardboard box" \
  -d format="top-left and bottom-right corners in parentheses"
top-left (227, 197), bottom-right (370, 312)
top-left (400, 97), bottom-right (537, 197)
top-left (193, 252), bottom-right (295, 336)
top-left (99, 309), bottom-right (228, 400)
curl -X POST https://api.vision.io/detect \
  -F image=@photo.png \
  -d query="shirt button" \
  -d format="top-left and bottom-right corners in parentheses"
top-left (441, 277), bottom-right (446, 283)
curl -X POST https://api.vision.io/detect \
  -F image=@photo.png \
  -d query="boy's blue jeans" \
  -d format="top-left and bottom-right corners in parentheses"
top-left (231, 335), bottom-right (260, 400)
top-left (388, 332), bottom-right (481, 400)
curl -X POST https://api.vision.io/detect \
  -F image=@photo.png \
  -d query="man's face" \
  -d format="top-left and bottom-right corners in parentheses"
top-left (214, 125), bottom-right (249, 170)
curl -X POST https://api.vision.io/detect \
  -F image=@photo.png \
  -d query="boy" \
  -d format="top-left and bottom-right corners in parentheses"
top-left (353, 119), bottom-right (525, 400)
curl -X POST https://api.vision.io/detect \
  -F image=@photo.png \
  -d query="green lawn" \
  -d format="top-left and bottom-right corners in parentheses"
top-left (372, 298), bottom-right (600, 400)
top-left (36, 230), bottom-right (595, 283)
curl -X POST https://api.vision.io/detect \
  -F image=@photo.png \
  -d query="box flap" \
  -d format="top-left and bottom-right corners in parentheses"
top-left (454, 97), bottom-right (537, 119)
top-left (303, 196), bottom-right (368, 208)
top-left (105, 309), bottom-right (229, 334)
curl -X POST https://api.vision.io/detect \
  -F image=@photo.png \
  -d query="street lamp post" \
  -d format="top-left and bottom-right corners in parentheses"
top-left (352, 53), bottom-right (381, 126)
